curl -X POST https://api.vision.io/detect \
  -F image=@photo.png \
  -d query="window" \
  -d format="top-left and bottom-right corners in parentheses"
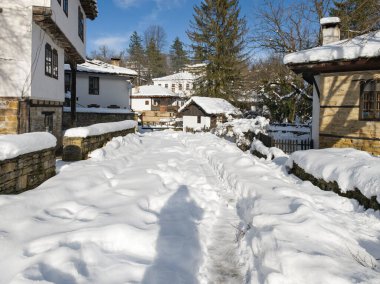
top-left (158, 84), bottom-right (161, 86)
top-left (197, 116), bottom-right (201, 123)
top-left (172, 84), bottom-right (175, 92)
top-left (52, 49), bottom-right (58, 79)
top-left (145, 100), bottom-right (149, 105)
top-left (89, 77), bottom-right (99, 95)
top-left (43, 111), bottom-right (54, 133)
top-left (165, 84), bottom-right (168, 89)
top-left (63, 0), bottom-right (68, 16)
top-left (78, 7), bottom-right (84, 41)
top-left (360, 80), bottom-right (380, 120)
top-left (178, 84), bottom-right (183, 91)
top-left (153, 99), bottom-right (160, 106)
top-left (65, 73), bottom-right (71, 92)
top-left (186, 84), bottom-right (190, 90)
top-left (45, 43), bottom-right (52, 77)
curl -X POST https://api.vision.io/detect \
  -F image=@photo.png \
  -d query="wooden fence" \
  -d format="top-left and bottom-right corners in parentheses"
top-left (257, 133), bottom-right (313, 154)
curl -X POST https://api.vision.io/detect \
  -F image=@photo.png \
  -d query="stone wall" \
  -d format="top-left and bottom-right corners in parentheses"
top-left (319, 71), bottom-right (380, 156)
top-left (62, 111), bottom-right (136, 130)
top-left (289, 162), bottom-right (380, 211)
top-left (62, 128), bottom-right (135, 161)
top-left (0, 148), bottom-right (56, 194)
top-left (0, 98), bottom-right (20, 134)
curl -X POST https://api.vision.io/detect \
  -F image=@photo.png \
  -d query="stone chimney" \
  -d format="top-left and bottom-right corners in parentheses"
top-left (320, 17), bottom-right (341, 45)
top-left (111, 58), bottom-right (121, 67)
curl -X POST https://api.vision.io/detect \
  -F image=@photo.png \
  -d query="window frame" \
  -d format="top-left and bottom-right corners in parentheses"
top-left (145, 100), bottom-right (149, 105)
top-left (197, 116), bottom-right (201, 123)
top-left (78, 6), bottom-right (84, 42)
top-left (89, 76), bottom-right (100, 95)
top-left (45, 43), bottom-right (52, 77)
top-left (52, 49), bottom-right (58, 79)
top-left (360, 80), bottom-right (380, 121)
top-left (63, 0), bottom-right (68, 16)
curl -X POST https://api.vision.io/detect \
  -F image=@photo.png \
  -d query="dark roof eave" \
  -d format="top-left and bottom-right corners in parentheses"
top-left (80, 0), bottom-right (98, 20)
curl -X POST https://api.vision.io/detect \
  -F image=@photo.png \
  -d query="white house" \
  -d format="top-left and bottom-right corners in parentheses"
top-left (178, 96), bottom-right (241, 131)
top-left (65, 59), bottom-right (137, 109)
top-left (131, 85), bottom-right (183, 126)
top-left (0, 0), bottom-right (97, 141)
top-left (152, 71), bottom-right (199, 97)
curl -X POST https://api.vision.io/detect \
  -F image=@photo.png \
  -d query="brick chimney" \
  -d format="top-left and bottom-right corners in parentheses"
top-left (320, 17), bottom-right (341, 45)
top-left (111, 57), bottom-right (121, 67)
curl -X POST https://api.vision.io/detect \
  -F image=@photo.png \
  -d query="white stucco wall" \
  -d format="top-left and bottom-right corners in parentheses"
top-left (153, 79), bottom-right (194, 97)
top-left (31, 22), bottom-right (65, 102)
top-left (312, 75), bottom-right (321, 149)
top-left (183, 116), bottom-right (211, 130)
top-left (50, 0), bottom-right (86, 59)
top-left (76, 74), bottom-right (131, 109)
top-left (131, 98), bottom-right (152, 111)
top-left (0, 2), bottom-right (33, 98)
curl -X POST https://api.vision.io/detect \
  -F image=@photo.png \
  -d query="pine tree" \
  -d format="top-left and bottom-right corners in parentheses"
top-left (170, 37), bottom-right (189, 72)
top-left (330, 0), bottom-right (380, 38)
top-left (187, 0), bottom-right (248, 100)
top-left (128, 31), bottom-right (145, 85)
top-left (146, 39), bottom-right (167, 82)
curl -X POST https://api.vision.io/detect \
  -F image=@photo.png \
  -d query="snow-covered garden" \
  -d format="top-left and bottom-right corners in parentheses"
top-left (0, 130), bottom-right (380, 283)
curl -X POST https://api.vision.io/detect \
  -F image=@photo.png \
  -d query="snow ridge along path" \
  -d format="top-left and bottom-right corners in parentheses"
top-left (0, 131), bottom-right (379, 283)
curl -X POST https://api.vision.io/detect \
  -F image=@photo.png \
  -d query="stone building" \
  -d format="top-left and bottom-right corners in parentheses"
top-left (0, 0), bottom-right (98, 143)
top-left (284, 17), bottom-right (380, 155)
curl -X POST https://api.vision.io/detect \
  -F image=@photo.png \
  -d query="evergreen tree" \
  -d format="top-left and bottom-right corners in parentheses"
top-left (146, 39), bottom-right (167, 82)
top-left (187, 0), bottom-right (248, 100)
top-left (170, 37), bottom-right (189, 72)
top-left (330, 0), bottom-right (380, 38)
top-left (128, 31), bottom-right (145, 85)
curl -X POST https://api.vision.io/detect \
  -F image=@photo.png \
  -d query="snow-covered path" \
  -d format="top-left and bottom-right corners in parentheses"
top-left (0, 131), bottom-right (380, 283)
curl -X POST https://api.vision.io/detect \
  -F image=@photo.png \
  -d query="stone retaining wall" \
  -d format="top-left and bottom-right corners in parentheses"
top-left (62, 111), bottom-right (136, 130)
top-left (0, 148), bottom-right (56, 194)
top-left (289, 162), bottom-right (380, 211)
top-left (62, 128), bottom-right (135, 161)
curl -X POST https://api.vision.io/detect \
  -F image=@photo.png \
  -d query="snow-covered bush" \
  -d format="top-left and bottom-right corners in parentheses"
top-left (213, 117), bottom-right (269, 150)
top-left (250, 139), bottom-right (287, 160)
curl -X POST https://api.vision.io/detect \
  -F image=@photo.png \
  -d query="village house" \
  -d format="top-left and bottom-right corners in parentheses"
top-left (284, 17), bottom-right (380, 156)
top-left (178, 96), bottom-right (241, 131)
top-left (64, 59), bottom-right (137, 109)
top-left (131, 85), bottom-right (183, 127)
top-left (152, 71), bottom-right (198, 97)
top-left (0, 0), bottom-right (97, 142)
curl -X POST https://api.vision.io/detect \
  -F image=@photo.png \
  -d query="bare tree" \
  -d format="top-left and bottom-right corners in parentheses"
top-left (144, 25), bottom-right (167, 52)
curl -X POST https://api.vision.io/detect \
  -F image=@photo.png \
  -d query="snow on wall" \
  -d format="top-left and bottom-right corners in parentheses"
top-left (64, 120), bottom-right (137, 138)
top-left (251, 139), bottom-right (287, 160)
top-left (0, 132), bottom-right (57, 161)
top-left (287, 148), bottom-right (380, 201)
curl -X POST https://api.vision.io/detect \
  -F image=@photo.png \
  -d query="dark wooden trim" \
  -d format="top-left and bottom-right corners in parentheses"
top-left (320, 105), bottom-right (360, 108)
top-left (311, 75), bottom-right (321, 99)
top-left (320, 133), bottom-right (380, 141)
top-left (79, 0), bottom-right (98, 20)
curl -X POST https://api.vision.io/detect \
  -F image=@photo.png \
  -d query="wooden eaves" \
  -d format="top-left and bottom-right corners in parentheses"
top-left (80, 0), bottom-right (98, 20)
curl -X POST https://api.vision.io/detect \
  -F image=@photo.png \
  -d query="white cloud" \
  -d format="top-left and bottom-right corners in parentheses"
top-left (113, 0), bottom-right (139, 9)
top-left (92, 35), bottom-right (130, 52)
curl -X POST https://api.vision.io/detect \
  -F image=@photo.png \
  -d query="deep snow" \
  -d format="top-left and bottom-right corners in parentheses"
top-left (0, 131), bottom-right (379, 283)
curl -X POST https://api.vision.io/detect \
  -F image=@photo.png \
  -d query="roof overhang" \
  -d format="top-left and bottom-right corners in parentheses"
top-left (33, 7), bottom-right (84, 64)
top-left (287, 57), bottom-right (380, 84)
top-left (80, 0), bottom-right (98, 20)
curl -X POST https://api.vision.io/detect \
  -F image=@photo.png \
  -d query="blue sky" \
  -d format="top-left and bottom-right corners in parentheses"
top-left (87, 0), bottom-right (258, 55)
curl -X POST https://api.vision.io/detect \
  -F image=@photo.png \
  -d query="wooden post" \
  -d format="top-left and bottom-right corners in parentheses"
top-left (69, 62), bottom-right (77, 127)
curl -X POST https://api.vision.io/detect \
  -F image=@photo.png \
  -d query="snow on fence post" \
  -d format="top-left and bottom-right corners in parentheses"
top-left (62, 120), bottom-right (137, 161)
top-left (0, 133), bottom-right (57, 194)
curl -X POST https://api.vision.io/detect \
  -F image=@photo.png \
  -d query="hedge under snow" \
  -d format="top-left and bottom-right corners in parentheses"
top-left (251, 139), bottom-right (287, 160)
top-left (0, 132), bottom-right (57, 161)
top-left (287, 148), bottom-right (380, 202)
top-left (64, 120), bottom-right (137, 138)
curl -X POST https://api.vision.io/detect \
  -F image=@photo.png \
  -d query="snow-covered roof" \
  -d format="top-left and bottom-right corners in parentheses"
top-left (152, 72), bottom-right (198, 82)
top-left (65, 60), bottom-right (137, 76)
top-left (284, 31), bottom-right (380, 65)
top-left (131, 85), bottom-right (180, 98)
top-left (320, 17), bottom-right (341, 25)
top-left (179, 96), bottom-right (241, 116)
